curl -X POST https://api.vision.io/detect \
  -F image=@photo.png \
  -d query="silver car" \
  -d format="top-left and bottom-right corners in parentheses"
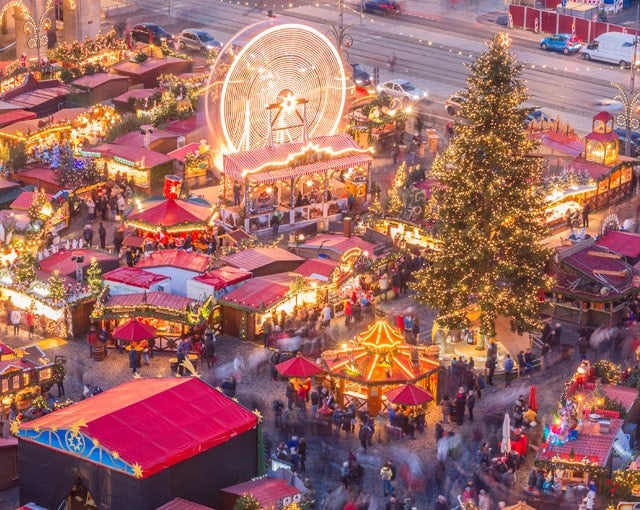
top-left (177, 29), bottom-right (223, 54)
top-left (377, 79), bottom-right (427, 102)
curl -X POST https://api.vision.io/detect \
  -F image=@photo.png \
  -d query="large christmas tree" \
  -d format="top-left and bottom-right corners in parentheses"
top-left (411, 33), bottom-right (553, 338)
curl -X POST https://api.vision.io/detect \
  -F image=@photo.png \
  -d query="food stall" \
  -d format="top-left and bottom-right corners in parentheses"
top-left (222, 134), bottom-right (372, 233)
top-left (321, 319), bottom-right (440, 416)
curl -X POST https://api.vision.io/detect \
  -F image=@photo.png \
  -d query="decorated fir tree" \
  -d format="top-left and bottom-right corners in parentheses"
top-left (48, 270), bottom-right (67, 303)
top-left (14, 252), bottom-right (36, 285)
top-left (86, 257), bottom-right (103, 295)
top-left (233, 493), bottom-right (260, 510)
top-left (385, 162), bottom-right (406, 216)
top-left (410, 33), bottom-right (553, 339)
top-left (55, 151), bottom-right (104, 189)
top-left (368, 190), bottom-right (384, 217)
top-left (28, 188), bottom-right (49, 224)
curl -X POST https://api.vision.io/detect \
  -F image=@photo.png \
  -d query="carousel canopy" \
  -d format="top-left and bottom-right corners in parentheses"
top-left (322, 320), bottom-right (439, 386)
top-left (125, 198), bottom-right (213, 230)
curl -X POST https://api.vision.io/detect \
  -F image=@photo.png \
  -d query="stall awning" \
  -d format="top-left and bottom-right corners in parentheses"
top-left (104, 266), bottom-right (170, 289)
top-left (193, 266), bottom-right (252, 290)
top-left (239, 153), bottom-right (372, 185)
top-left (595, 230), bottom-right (640, 259)
top-left (292, 258), bottom-right (340, 282)
top-left (218, 275), bottom-right (293, 312)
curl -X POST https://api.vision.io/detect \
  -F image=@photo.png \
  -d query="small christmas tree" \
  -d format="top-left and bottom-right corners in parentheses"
top-left (86, 257), bottom-right (103, 295)
top-left (48, 270), bottom-right (66, 303)
top-left (14, 252), bottom-right (36, 285)
top-left (28, 188), bottom-right (49, 224)
top-left (233, 493), bottom-right (260, 510)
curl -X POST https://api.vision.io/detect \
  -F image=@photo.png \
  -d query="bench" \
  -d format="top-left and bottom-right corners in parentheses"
top-left (386, 424), bottom-right (404, 439)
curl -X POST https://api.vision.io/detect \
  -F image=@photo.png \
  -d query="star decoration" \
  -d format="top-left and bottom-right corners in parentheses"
top-left (33, 425), bottom-right (40, 433)
top-left (69, 419), bottom-right (87, 436)
top-left (252, 409), bottom-right (263, 423)
top-left (232, 397), bottom-right (239, 403)
top-left (9, 421), bottom-right (20, 436)
top-left (113, 451), bottom-right (120, 460)
top-left (92, 438), bottom-right (101, 448)
top-left (51, 425), bottom-right (58, 432)
top-left (132, 463), bottom-right (143, 478)
top-left (133, 372), bottom-right (141, 379)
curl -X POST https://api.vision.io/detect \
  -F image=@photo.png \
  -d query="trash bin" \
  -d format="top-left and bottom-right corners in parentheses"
top-left (92, 345), bottom-right (106, 361)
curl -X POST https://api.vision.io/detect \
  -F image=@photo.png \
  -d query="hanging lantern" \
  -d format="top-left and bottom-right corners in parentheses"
top-left (163, 175), bottom-right (182, 199)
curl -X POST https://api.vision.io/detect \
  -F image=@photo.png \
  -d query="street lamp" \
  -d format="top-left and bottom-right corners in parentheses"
top-left (23, 0), bottom-right (53, 70)
top-left (612, 81), bottom-right (640, 158)
top-left (326, 0), bottom-right (353, 63)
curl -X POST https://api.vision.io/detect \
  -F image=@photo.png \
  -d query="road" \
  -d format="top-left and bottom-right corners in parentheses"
top-left (108, 0), bottom-right (637, 134)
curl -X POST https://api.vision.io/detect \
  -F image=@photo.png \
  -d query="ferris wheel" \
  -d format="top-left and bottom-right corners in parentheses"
top-left (205, 22), bottom-right (348, 154)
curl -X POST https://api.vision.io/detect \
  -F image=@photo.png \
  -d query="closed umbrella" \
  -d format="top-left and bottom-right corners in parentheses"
top-left (501, 412), bottom-right (512, 454)
top-left (384, 383), bottom-right (434, 406)
top-left (111, 319), bottom-right (156, 343)
top-left (528, 384), bottom-right (538, 412)
top-left (275, 352), bottom-right (323, 378)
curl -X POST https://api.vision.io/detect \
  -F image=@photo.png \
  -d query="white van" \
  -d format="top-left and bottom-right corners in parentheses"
top-left (581, 32), bottom-right (640, 67)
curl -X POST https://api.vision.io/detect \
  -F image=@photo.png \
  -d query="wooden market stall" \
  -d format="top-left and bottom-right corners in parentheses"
top-left (92, 290), bottom-right (215, 351)
top-left (548, 239), bottom-right (640, 327)
top-left (321, 319), bottom-right (440, 416)
top-left (134, 250), bottom-right (213, 297)
top-left (69, 73), bottom-right (130, 106)
top-left (103, 266), bottom-right (171, 295)
top-left (219, 247), bottom-right (304, 278)
top-left (186, 266), bottom-right (252, 300)
top-left (222, 134), bottom-right (372, 233)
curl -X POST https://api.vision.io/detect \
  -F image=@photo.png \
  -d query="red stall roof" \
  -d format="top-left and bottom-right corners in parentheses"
top-left (192, 266), bottom-right (252, 290)
top-left (126, 198), bottom-right (212, 226)
top-left (292, 258), bottom-right (340, 282)
top-left (136, 249), bottom-right (212, 273)
top-left (595, 230), bottom-right (640, 259)
top-left (220, 247), bottom-right (303, 272)
top-left (10, 190), bottom-right (53, 211)
top-left (104, 266), bottom-right (170, 289)
top-left (221, 478), bottom-right (299, 507)
top-left (105, 291), bottom-right (194, 310)
top-left (167, 142), bottom-right (201, 163)
top-left (18, 378), bottom-right (257, 479)
top-left (71, 73), bottom-right (129, 89)
top-left (0, 109), bottom-right (36, 127)
top-left (218, 275), bottom-right (293, 311)
top-left (156, 498), bottom-right (215, 510)
top-left (93, 143), bottom-right (173, 168)
top-left (39, 249), bottom-right (119, 277)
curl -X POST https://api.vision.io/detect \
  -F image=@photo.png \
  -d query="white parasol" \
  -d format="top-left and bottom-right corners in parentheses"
top-left (501, 412), bottom-right (512, 454)
top-left (0, 221), bottom-right (5, 244)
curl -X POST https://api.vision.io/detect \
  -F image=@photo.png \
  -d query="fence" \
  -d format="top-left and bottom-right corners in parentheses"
top-left (509, 4), bottom-right (637, 41)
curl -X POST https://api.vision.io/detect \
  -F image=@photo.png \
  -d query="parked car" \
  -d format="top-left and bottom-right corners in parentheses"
top-left (177, 29), bottom-right (223, 54)
top-left (614, 128), bottom-right (640, 156)
top-left (363, 0), bottom-right (401, 15)
top-left (350, 63), bottom-right (372, 87)
top-left (524, 109), bottom-right (551, 127)
top-left (377, 79), bottom-right (427, 102)
top-left (540, 33), bottom-right (582, 54)
top-left (130, 23), bottom-right (174, 46)
top-left (445, 94), bottom-right (465, 115)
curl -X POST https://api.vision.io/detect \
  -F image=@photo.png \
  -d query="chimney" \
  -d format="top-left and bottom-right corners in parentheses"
top-left (343, 216), bottom-right (353, 238)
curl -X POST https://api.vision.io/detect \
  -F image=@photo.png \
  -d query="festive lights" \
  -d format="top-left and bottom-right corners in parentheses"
top-left (409, 33), bottom-right (553, 339)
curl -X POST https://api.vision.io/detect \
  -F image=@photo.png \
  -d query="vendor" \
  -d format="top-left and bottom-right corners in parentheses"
top-left (523, 406), bottom-right (537, 426)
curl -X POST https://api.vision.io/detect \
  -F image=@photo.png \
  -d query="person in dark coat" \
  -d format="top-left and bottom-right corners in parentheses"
top-left (113, 227), bottom-right (124, 256)
top-left (176, 347), bottom-right (186, 376)
top-left (98, 222), bottom-right (107, 249)
top-left (466, 390), bottom-right (476, 422)
top-left (129, 347), bottom-right (139, 375)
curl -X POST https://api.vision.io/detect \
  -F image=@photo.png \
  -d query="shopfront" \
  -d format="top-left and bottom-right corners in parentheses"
top-left (222, 134), bottom-right (372, 233)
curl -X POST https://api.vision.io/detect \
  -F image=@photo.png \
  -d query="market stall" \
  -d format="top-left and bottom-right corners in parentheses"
top-left (92, 290), bottom-right (215, 351)
top-left (186, 266), bottom-right (252, 300)
top-left (321, 319), bottom-right (440, 416)
top-left (17, 378), bottom-right (259, 510)
top-left (135, 250), bottom-right (213, 297)
top-left (220, 247), bottom-right (304, 278)
top-left (104, 266), bottom-right (171, 296)
top-left (10, 189), bottom-right (68, 237)
top-left (221, 134), bottom-right (372, 233)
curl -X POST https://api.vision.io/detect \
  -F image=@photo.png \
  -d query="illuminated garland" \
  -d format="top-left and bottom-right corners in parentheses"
top-left (47, 28), bottom-right (127, 69)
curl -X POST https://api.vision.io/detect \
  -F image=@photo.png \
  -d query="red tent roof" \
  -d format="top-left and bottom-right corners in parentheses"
top-left (126, 198), bottom-right (213, 227)
top-left (93, 143), bottom-right (173, 168)
top-left (18, 378), bottom-right (257, 479)
top-left (105, 291), bottom-right (195, 310)
top-left (0, 109), bottom-right (36, 127)
top-left (220, 247), bottom-right (303, 272)
top-left (156, 498), bottom-right (214, 510)
top-left (136, 249), bottom-right (212, 273)
top-left (192, 266), bottom-right (252, 290)
top-left (104, 266), bottom-right (170, 289)
top-left (595, 230), bottom-right (640, 259)
top-left (218, 275), bottom-right (293, 310)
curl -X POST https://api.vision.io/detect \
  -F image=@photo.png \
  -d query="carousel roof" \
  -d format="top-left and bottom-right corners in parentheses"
top-left (322, 320), bottom-right (439, 386)
top-left (125, 198), bottom-right (213, 228)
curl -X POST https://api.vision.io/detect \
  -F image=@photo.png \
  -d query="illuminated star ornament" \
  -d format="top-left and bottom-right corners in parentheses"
top-left (132, 463), bottom-right (144, 479)
top-left (252, 409), bottom-right (263, 423)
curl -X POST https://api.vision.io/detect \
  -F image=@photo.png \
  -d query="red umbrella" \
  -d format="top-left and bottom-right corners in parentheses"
top-left (528, 384), bottom-right (538, 412)
top-left (111, 319), bottom-right (156, 343)
top-left (275, 353), bottom-right (323, 378)
top-left (384, 383), bottom-right (434, 406)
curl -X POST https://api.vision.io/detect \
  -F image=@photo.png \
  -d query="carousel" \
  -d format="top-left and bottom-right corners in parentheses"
top-left (124, 175), bottom-right (216, 247)
top-left (321, 319), bottom-right (440, 416)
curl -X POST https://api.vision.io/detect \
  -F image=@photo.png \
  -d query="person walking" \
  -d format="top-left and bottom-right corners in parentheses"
top-left (344, 300), bottom-right (353, 327)
top-left (298, 437), bottom-right (307, 471)
top-left (233, 180), bottom-right (242, 206)
top-left (176, 346), bottom-right (186, 376)
top-left (129, 346), bottom-right (139, 375)
top-left (440, 395), bottom-right (451, 424)
top-left (379, 273), bottom-right (390, 301)
top-left (454, 387), bottom-right (466, 426)
top-left (504, 354), bottom-right (514, 387)
top-left (467, 389), bottom-right (476, 422)
top-left (83, 224), bottom-right (94, 248)
top-left (10, 309), bottom-right (20, 336)
top-left (578, 335), bottom-right (589, 361)
top-left (25, 309), bottom-right (35, 339)
top-left (380, 461), bottom-right (394, 497)
top-left (204, 338), bottom-right (216, 368)
top-left (98, 222), bottom-right (107, 250)
top-left (487, 339), bottom-right (498, 385)
top-left (582, 202), bottom-right (592, 228)
top-left (388, 52), bottom-right (396, 74)
top-left (358, 420), bottom-right (373, 451)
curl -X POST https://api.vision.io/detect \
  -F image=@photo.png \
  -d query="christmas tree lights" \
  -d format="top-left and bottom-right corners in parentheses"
top-left (410, 33), bottom-right (553, 339)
